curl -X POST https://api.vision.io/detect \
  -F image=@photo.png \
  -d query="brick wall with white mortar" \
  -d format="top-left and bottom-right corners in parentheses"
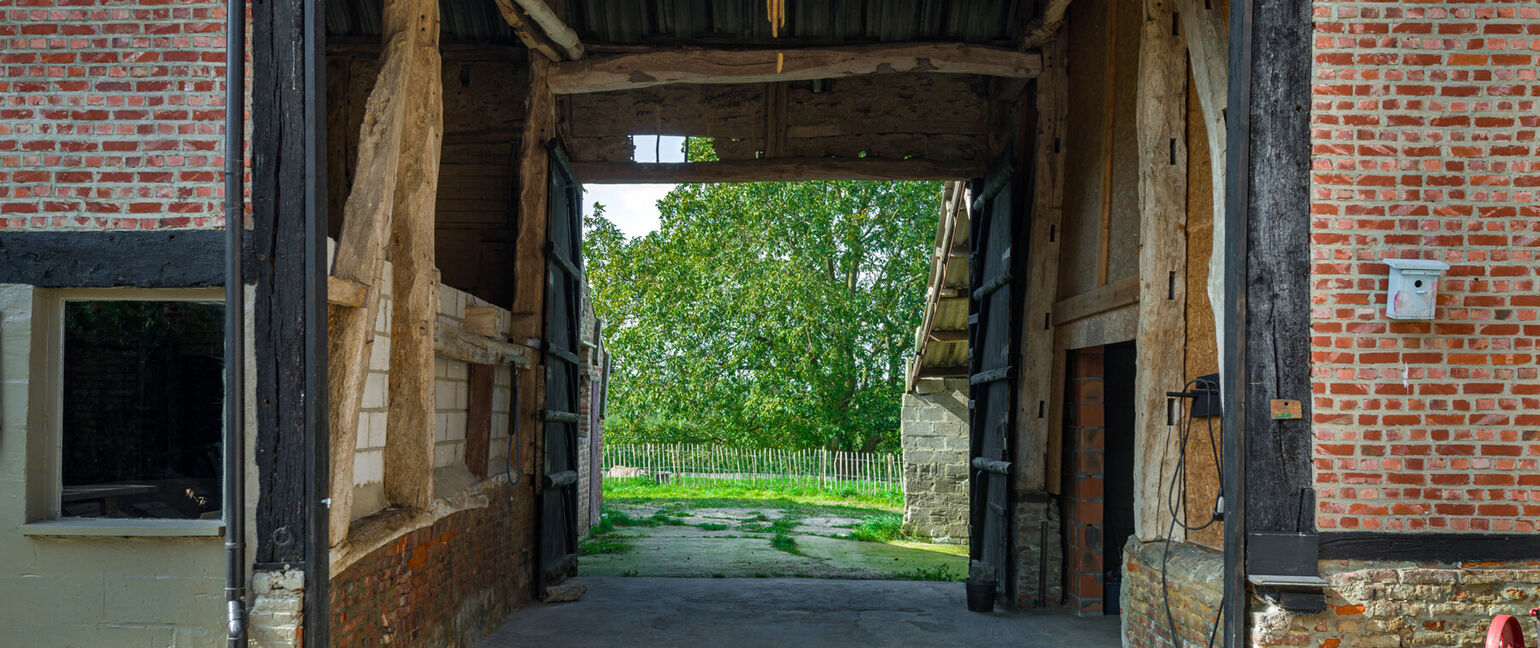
top-left (1309, 0), bottom-right (1539, 534)
top-left (1, 0), bottom-right (231, 230)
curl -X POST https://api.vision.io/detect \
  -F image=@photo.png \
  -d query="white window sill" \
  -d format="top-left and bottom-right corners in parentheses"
top-left (20, 518), bottom-right (225, 537)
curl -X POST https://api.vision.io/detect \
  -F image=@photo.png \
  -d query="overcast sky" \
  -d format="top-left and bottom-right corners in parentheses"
top-left (580, 135), bottom-right (686, 239)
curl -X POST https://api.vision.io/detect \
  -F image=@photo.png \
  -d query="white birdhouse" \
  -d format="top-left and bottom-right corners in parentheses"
top-left (1384, 258), bottom-right (1450, 320)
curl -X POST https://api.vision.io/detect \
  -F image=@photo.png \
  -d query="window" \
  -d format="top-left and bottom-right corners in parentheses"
top-left (53, 292), bottom-right (224, 520)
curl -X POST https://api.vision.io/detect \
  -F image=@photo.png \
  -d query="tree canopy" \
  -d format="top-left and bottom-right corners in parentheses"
top-left (583, 175), bottom-right (940, 453)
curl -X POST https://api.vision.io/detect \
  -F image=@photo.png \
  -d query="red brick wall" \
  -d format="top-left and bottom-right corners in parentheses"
top-left (1309, 0), bottom-right (1540, 533)
top-left (330, 482), bottom-right (536, 648)
top-left (0, 0), bottom-right (230, 230)
top-left (1063, 347), bottom-right (1107, 614)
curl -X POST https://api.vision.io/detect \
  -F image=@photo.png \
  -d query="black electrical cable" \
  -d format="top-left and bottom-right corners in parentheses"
top-left (507, 371), bottom-right (521, 486)
top-left (1159, 376), bottom-right (1225, 648)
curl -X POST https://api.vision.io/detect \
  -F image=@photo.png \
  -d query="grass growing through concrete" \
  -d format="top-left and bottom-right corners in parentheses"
top-left (769, 533), bottom-right (802, 556)
top-left (893, 564), bottom-right (962, 582)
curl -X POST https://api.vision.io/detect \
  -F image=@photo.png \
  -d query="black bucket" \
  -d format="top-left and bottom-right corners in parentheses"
top-left (965, 579), bottom-right (997, 613)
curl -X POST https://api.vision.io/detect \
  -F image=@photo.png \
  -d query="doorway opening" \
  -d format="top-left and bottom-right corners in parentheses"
top-left (577, 149), bottom-right (969, 581)
top-left (1061, 340), bottom-right (1137, 615)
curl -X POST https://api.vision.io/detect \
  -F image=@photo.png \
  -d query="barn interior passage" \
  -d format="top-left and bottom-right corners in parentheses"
top-left (314, 0), bottom-right (1238, 645)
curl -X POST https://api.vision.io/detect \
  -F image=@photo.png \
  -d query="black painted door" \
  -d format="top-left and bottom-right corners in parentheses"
top-left (538, 143), bottom-right (583, 591)
top-left (968, 160), bottom-right (1019, 599)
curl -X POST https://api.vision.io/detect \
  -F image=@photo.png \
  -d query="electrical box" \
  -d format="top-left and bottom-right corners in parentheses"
top-left (1384, 258), bottom-right (1449, 320)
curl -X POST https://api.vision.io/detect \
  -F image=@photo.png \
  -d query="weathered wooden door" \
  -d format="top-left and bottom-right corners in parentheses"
top-left (538, 143), bottom-right (583, 591)
top-left (968, 159), bottom-right (1019, 599)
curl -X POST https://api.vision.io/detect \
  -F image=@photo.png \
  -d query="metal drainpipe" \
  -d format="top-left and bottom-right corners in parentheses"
top-left (223, 0), bottom-right (248, 643)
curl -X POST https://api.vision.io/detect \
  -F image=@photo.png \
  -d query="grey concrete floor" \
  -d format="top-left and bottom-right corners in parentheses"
top-left (477, 576), bottom-right (1123, 648)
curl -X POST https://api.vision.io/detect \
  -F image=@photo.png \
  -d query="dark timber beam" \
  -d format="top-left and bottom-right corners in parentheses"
top-left (1222, 0), bottom-right (1313, 644)
top-left (572, 158), bottom-right (983, 184)
top-left (547, 43), bottom-right (1043, 94)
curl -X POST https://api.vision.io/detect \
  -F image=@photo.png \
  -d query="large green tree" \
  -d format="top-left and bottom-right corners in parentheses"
top-left (584, 176), bottom-right (939, 453)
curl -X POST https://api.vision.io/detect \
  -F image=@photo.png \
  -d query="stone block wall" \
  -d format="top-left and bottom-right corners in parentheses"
top-left (1014, 499), bottom-right (1065, 609)
top-left (1250, 560), bottom-right (1540, 648)
top-left (900, 378), bottom-right (971, 543)
top-left (1063, 347), bottom-right (1108, 614)
top-left (1122, 538), bottom-right (1223, 648)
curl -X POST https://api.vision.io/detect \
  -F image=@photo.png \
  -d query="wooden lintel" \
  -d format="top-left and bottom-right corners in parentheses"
top-left (436, 322), bottom-right (534, 368)
top-left (547, 43), bottom-right (1043, 94)
top-left (572, 158), bottom-right (983, 184)
top-left (1053, 275), bottom-right (1140, 325)
top-left (327, 276), bottom-right (367, 308)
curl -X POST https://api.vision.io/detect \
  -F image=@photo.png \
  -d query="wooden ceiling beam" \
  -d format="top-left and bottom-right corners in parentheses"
top-left (571, 157), bottom-right (984, 184)
top-left (491, 0), bottom-right (584, 61)
top-left (548, 43), bottom-right (1043, 94)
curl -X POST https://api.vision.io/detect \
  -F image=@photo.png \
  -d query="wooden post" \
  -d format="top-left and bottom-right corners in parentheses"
top-left (1015, 35), bottom-right (1069, 494)
top-left (1134, 0), bottom-right (1190, 541)
top-left (382, 0), bottom-right (443, 511)
top-left (1176, 0), bottom-right (1231, 385)
top-left (513, 55), bottom-right (555, 493)
top-left (323, 0), bottom-right (437, 544)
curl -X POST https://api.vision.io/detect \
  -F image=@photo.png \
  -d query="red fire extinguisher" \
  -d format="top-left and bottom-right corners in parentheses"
top-left (1486, 609), bottom-right (1540, 648)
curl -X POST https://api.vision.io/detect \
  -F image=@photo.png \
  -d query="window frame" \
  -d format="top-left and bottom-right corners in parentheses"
top-left (22, 287), bottom-right (226, 537)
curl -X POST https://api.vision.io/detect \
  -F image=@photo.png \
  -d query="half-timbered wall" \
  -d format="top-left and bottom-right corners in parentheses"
top-left (327, 46), bottom-right (529, 306)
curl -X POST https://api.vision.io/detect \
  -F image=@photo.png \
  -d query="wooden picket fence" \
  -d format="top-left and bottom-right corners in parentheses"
top-left (602, 443), bottom-right (903, 496)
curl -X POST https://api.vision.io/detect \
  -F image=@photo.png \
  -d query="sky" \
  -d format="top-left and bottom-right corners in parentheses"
top-left (579, 135), bottom-right (686, 239)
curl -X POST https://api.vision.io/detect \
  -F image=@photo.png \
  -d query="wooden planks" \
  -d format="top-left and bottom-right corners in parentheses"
top-left (1133, 0), bottom-right (1189, 541)
top-left (571, 158), bottom-right (983, 184)
top-left (547, 43), bottom-right (1042, 94)
top-left (1014, 35), bottom-right (1069, 493)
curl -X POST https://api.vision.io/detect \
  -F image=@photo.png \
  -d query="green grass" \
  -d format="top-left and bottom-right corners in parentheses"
top-left (579, 536), bottom-right (632, 555)
top-left (847, 512), bottom-right (905, 543)
top-left (769, 533), bottom-right (802, 555)
top-left (894, 564), bottom-right (962, 582)
top-left (603, 477), bottom-right (902, 511)
top-left (693, 522), bottom-right (730, 531)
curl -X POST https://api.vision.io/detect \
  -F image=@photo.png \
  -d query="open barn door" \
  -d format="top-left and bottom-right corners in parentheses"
top-left (968, 157), bottom-right (1021, 603)
top-left (538, 143), bottom-right (583, 591)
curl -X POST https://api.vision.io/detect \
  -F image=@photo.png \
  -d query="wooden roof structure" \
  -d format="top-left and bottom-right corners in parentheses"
top-left (906, 180), bottom-right (971, 390)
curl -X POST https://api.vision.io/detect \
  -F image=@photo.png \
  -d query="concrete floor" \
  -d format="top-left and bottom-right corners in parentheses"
top-left (477, 576), bottom-right (1123, 648)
